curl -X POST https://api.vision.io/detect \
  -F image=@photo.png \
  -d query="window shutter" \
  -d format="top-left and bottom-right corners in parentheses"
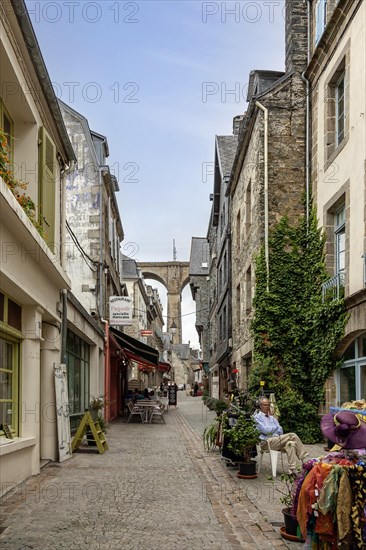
top-left (38, 126), bottom-right (56, 251)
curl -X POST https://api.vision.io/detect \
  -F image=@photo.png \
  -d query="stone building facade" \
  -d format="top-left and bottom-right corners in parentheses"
top-left (59, 101), bottom-right (125, 423)
top-left (228, 0), bottom-right (308, 392)
top-left (59, 101), bottom-right (124, 320)
top-left (0, 0), bottom-right (103, 493)
top-left (213, 134), bottom-right (238, 396)
top-left (121, 255), bottom-right (166, 388)
top-left (305, 0), bottom-right (366, 406)
top-left (189, 237), bottom-right (210, 370)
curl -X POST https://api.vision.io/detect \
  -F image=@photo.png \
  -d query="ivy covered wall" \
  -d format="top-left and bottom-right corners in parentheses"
top-left (249, 206), bottom-right (348, 443)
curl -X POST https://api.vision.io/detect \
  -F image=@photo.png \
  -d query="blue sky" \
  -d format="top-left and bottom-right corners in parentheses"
top-left (26, 0), bottom-right (285, 346)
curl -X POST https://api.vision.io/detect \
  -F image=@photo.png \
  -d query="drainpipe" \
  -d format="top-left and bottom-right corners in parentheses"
top-left (255, 101), bottom-right (269, 292)
top-left (301, 0), bottom-right (311, 232)
top-left (61, 289), bottom-right (68, 364)
top-left (101, 318), bottom-right (110, 423)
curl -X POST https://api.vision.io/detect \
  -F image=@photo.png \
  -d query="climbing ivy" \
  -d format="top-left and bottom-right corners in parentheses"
top-left (249, 205), bottom-right (348, 443)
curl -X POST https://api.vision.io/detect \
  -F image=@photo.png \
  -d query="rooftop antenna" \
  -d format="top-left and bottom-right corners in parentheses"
top-left (173, 239), bottom-right (177, 261)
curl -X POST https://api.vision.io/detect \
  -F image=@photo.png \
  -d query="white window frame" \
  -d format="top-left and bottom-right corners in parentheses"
top-left (315, 0), bottom-right (327, 45)
top-left (337, 334), bottom-right (366, 403)
top-left (334, 205), bottom-right (345, 281)
top-left (335, 74), bottom-right (345, 146)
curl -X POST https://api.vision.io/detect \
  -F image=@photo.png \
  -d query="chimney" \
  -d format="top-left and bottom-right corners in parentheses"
top-left (285, 0), bottom-right (308, 74)
top-left (233, 115), bottom-right (244, 136)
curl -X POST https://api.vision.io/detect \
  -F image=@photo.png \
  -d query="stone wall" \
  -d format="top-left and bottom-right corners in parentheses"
top-left (230, 72), bottom-right (307, 385)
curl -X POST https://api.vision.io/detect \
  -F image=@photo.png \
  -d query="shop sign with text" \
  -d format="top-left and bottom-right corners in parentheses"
top-left (109, 296), bottom-right (132, 325)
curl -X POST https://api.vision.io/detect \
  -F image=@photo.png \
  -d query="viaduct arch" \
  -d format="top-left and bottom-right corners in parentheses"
top-left (137, 262), bottom-right (190, 343)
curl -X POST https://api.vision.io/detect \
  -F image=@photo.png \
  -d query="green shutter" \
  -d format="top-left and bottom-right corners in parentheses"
top-left (38, 126), bottom-right (56, 251)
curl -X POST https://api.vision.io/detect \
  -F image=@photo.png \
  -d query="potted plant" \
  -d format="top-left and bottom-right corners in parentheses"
top-left (276, 471), bottom-right (303, 541)
top-left (86, 396), bottom-right (105, 446)
top-left (203, 416), bottom-right (221, 451)
top-left (89, 395), bottom-right (104, 419)
top-left (223, 413), bottom-right (260, 478)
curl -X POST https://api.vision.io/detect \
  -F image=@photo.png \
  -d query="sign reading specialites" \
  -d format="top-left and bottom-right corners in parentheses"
top-left (109, 296), bottom-right (132, 325)
top-left (168, 383), bottom-right (177, 406)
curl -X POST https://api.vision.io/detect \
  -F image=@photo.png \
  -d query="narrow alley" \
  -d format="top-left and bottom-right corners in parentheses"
top-left (0, 394), bottom-right (324, 550)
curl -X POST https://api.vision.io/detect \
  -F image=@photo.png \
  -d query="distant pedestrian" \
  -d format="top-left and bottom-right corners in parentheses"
top-left (193, 382), bottom-right (199, 397)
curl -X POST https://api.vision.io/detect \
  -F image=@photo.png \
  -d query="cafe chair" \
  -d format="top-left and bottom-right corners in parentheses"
top-left (127, 401), bottom-right (144, 423)
top-left (150, 402), bottom-right (166, 424)
top-left (256, 440), bottom-right (285, 478)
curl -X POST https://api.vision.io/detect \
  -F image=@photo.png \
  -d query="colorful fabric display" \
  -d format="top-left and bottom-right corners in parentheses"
top-left (294, 451), bottom-right (366, 549)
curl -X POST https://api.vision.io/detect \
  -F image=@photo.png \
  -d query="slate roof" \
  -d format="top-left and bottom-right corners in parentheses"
top-left (189, 237), bottom-right (210, 275)
top-left (216, 135), bottom-right (238, 178)
top-left (122, 254), bottom-right (138, 278)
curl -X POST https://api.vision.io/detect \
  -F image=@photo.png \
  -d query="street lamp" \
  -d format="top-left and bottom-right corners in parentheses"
top-left (170, 319), bottom-right (177, 346)
top-left (170, 319), bottom-right (177, 335)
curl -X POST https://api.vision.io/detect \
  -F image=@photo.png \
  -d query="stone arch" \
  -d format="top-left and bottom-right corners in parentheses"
top-left (137, 261), bottom-right (190, 343)
top-left (335, 328), bottom-right (366, 359)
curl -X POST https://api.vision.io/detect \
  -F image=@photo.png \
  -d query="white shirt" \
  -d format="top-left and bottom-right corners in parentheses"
top-left (253, 410), bottom-right (283, 441)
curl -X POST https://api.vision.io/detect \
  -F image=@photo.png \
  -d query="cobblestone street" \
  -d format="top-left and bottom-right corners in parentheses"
top-left (0, 394), bottom-right (324, 549)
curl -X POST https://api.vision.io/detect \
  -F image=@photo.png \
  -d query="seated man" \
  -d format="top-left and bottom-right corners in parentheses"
top-left (253, 397), bottom-right (308, 473)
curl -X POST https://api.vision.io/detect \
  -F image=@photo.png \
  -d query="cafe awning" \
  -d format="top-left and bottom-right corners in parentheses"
top-left (110, 327), bottom-right (159, 367)
top-left (158, 361), bottom-right (171, 373)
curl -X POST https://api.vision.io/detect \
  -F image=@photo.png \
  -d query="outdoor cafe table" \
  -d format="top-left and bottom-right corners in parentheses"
top-left (136, 400), bottom-right (160, 423)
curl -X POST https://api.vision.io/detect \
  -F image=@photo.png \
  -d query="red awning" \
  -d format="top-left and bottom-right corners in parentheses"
top-left (158, 361), bottom-right (171, 373)
top-left (124, 349), bottom-right (157, 370)
top-left (109, 327), bottom-right (159, 370)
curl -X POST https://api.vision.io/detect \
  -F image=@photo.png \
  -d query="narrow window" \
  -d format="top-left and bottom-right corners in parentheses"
top-left (245, 180), bottom-right (252, 233)
top-left (236, 284), bottom-right (241, 325)
top-left (236, 210), bottom-right (241, 253)
top-left (335, 75), bottom-right (345, 146)
top-left (223, 306), bottom-right (227, 340)
top-left (315, 0), bottom-right (327, 45)
top-left (246, 265), bottom-right (252, 313)
top-left (335, 205), bottom-right (345, 283)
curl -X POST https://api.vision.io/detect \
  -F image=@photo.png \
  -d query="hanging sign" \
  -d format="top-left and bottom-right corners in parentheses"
top-left (140, 330), bottom-right (153, 336)
top-left (109, 296), bottom-right (132, 326)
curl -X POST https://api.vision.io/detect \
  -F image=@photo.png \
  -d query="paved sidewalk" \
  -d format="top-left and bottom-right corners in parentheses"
top-left (0, 393), bottom-right (326, 549)
top-left (178, 393), bottom-right (326, 545)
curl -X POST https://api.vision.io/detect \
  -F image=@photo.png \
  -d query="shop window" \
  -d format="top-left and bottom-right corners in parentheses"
top-left (8, 299), bottom-right (21, 332)
top-left (339, 334), bottom-right (366, 403)
top-left (0, 99), bottom-right (14, 161)
top-left (339, 366), bottom-right (355, 403)
top-left (343, 339), bottom-right (355, 361)
top-left (66, 330), bottom-right (90, 431)
top-left (0, 336), bottom-right (19, 435)
top-left (0, 292), bottom-right (22, 336)
top-left (361, 365), bottom-right (366, 401)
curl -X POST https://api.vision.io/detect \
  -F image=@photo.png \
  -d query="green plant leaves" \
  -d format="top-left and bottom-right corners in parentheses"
top-left (249, 205), bottom-right (347, 443)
